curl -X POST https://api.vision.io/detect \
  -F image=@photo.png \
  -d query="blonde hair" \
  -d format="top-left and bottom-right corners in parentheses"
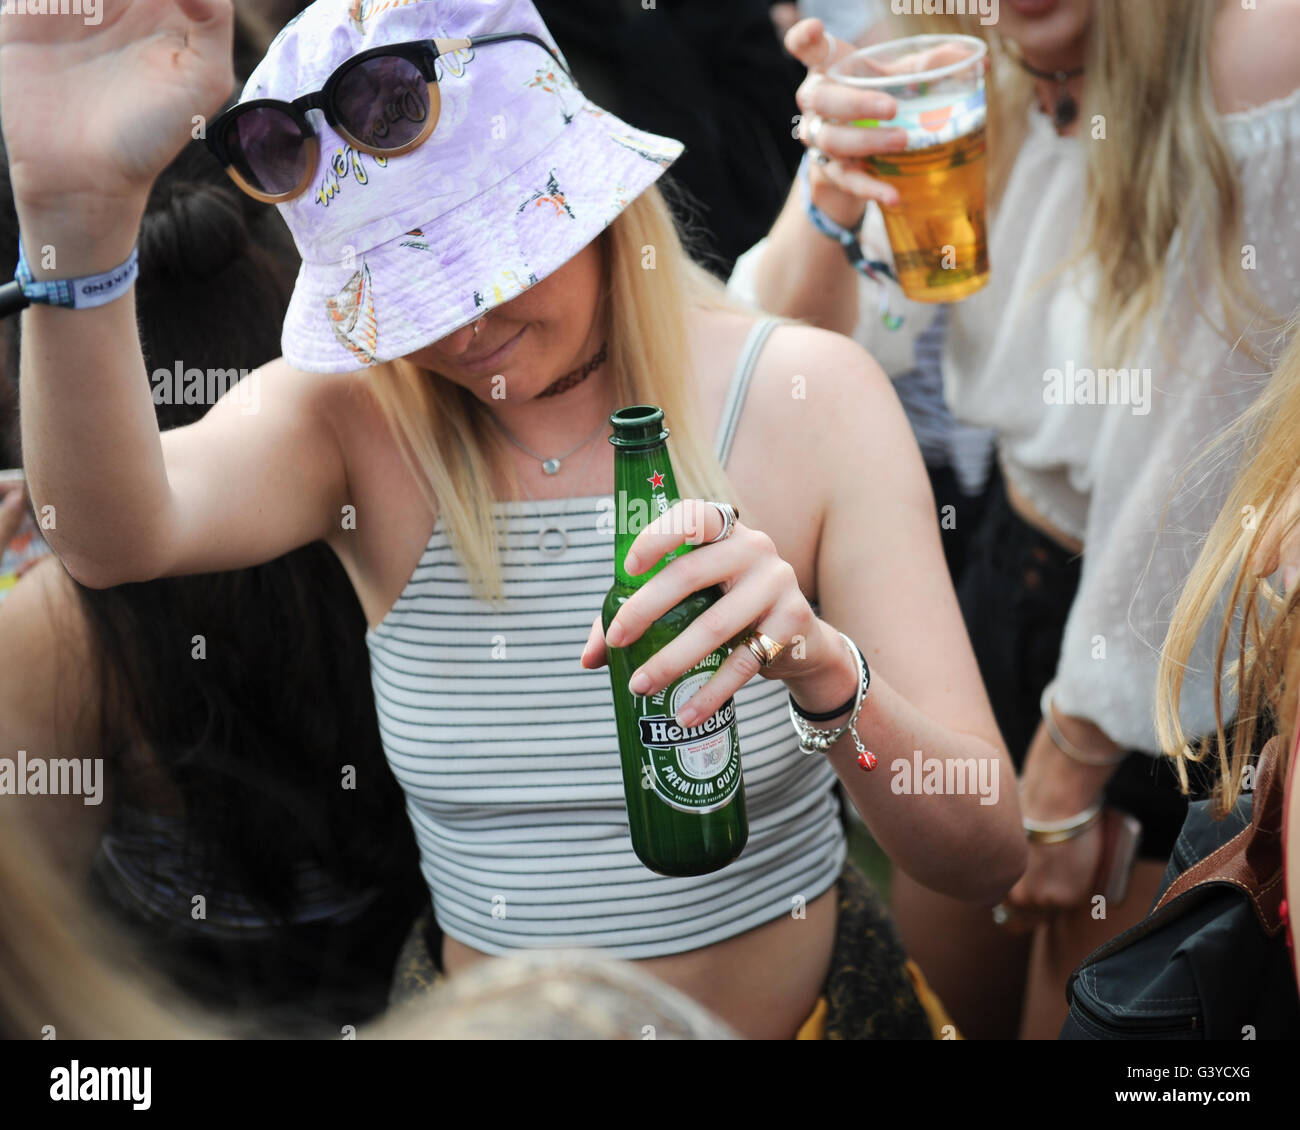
top-left (893, 1), bottom-right (1270, 363)
top-left (1156, 318), bottom-right (1300, 814)
top-left (366, 186), bottom-right (740, 602)
top-left (0, 807), bottom-right (732, 1039)
top-left (0, 813), bottom-right (212, 1039)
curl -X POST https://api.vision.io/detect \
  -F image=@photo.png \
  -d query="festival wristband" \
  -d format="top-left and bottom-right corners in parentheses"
top-left (13, 234), bottom-right (140, 312)
top-left (797, 153), bottom-right (903, 331)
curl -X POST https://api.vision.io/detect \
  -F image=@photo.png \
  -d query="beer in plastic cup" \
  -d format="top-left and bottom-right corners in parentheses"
top-left (829, 35), bottom-right (990, 303)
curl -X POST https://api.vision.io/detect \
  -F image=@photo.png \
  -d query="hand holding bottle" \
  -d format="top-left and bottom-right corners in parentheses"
top-left (582, 497), bottom-right (859, 728)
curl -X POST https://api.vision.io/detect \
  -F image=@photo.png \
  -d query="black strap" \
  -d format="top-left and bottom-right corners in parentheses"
top-left (789, 640), bottom-right (868, 721)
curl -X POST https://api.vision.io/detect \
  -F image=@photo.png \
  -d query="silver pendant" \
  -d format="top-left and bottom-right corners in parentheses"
top-left (538, 526), bottom-right (568, 557)
top-left (542, 458), bottom-right (562, 475)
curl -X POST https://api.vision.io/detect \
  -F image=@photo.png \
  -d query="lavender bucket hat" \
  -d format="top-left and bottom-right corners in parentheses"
top-left (242, 0), bottom-right (685, 374)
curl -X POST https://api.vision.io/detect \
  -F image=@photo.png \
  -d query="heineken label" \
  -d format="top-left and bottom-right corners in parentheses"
top-left (638, 667), bottom-right (741, 814)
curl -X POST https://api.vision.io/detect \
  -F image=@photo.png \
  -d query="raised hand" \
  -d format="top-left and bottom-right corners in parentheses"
top-left (0, 0), bottom-right (234, 227)
top-left (786, 17), bottom-right (907, 217)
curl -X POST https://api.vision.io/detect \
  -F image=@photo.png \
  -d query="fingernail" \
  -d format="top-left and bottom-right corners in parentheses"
top-left (606, 622), bottom-right (625, 648)
top-left (676, 705), bottom-right (699, 727)
top-left (629, 672), bottom-right (652, 695)
top-left (623, 552), bottom-right (641, 576)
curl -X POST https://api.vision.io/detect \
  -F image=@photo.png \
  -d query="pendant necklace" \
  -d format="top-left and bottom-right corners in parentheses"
top-left (1012, 53), bottom-right (1085, 133)
top-left (498, 416), bottom-right (609, 558)
top-left (492, 414), bottom-right (608, 477)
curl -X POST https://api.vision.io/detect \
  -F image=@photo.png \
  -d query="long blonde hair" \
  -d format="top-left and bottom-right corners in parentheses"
top-left (894, 1), bottom-right (1268, 363)
top-left (1156, 318), bottom-right (1300, 814)
top-left (366, 186), bottom-right (739, 602)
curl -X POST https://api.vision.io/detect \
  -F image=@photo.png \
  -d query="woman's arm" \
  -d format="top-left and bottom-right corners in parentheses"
top-left (791, 328), bottom-right (1024, 903)
top-left (3, 1), bottom-right (346, 589)
top-left (749, 19), bottom-right (906, 336)
top-left (587, 325), bottom-right (1025, 904)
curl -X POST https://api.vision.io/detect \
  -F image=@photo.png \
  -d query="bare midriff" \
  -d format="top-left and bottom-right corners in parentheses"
top-left (1003, 472), bottom-right (1085, 556)
top-left (440, 882), bottom-right (839, 1039)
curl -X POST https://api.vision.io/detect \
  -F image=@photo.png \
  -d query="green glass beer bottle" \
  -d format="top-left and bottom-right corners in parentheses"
top-left (603, 405), bottom-right (748, 877)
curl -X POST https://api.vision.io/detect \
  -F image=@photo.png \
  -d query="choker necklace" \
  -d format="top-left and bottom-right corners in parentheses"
top-left (536, 342), bottom-right (608, 399)
top-left (1012, 54), bottom-right (1085, 132)
top-left (491, 413), bottom-right (609, 477)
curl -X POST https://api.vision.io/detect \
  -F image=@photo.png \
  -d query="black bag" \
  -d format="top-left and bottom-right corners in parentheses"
top-left (1061, 736), bottom-right (1298, 1040)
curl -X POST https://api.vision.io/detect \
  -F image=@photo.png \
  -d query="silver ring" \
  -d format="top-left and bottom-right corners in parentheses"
top-left (809, 147), bottom-right (831, 166)
top-left (806, 112), bottom-right (824, 150)
top-left (703, 501), bottom-right (739, 545)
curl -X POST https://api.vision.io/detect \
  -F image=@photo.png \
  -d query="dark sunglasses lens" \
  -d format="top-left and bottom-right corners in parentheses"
top-left (335, 54), bottom-right (430, 150)
top-left (226, 106), bottom-right (310, 197)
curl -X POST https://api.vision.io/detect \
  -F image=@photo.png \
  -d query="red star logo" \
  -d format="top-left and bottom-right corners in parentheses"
top-left (647, 471), bottom-right (665, 489)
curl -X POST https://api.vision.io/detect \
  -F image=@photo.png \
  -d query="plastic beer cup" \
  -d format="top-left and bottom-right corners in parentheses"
top-left (829, 34), bottom-right (990, 303)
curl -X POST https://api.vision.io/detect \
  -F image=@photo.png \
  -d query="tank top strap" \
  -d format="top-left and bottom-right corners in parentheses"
top-left (712, 318), bottom-right (781, 468)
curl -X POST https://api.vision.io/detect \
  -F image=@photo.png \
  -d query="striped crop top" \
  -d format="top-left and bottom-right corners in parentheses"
top-left (365, 320), bottom-right (847, 959)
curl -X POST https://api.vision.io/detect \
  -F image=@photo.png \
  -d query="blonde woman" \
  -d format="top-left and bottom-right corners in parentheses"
top-left (732, 0), bottom-right (1300, 1037)
top-left (1157, 320), bottom-right (1300, 998)
top-left (2, 0), bottom-right (1022, 1039)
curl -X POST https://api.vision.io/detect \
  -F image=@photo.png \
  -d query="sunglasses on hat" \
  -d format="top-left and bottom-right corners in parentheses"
top-left (206, 33), bottom-right (574, 204)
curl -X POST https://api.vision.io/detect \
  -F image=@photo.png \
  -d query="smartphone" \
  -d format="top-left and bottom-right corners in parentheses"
top-left (1095, 809), bottom-right (1143, 906)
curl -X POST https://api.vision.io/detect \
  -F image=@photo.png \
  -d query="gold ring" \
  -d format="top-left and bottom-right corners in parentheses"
top-left (743, 631), bottom-right (785, 668)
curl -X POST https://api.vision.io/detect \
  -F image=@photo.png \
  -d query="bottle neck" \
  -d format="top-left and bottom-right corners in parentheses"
top-left (612, 440), bottom-right (688, 588)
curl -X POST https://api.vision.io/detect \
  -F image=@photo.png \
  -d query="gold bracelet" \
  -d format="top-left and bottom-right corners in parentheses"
top-left (1039, 681), bottom-right (1127, 768)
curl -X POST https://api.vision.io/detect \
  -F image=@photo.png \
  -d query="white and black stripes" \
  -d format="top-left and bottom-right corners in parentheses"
top-left (366, 498), bottom-right (845, 958)
top-left (364, 319), bottom-right (846, 958)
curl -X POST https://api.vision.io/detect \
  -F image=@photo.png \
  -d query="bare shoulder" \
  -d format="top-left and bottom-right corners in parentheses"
top-left (729, 319), bottom-right (925, 514)
top-left (1212, 0), bottom-right (1300, 114)
top-left (201, 356), bottom-right (389, 486)
top-left (745, 321), bottom-right (908, 458)
top-left (241, 356), bottom-right (373, 425)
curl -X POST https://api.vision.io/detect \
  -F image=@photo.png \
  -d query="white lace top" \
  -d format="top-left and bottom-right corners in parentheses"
top-left (735, 89), bottom-right (1300, 752)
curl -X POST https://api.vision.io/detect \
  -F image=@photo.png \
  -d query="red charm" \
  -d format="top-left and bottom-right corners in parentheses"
top-left (857, 751), bottom-right (878, 772)
top-left (647, 471), bottom-right (665, 489)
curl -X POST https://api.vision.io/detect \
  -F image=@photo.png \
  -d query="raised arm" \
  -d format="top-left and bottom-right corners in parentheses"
top-left (749, 19), bottom-right (906, 336)
top-left (2, 0), bottom-right (344, 589)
